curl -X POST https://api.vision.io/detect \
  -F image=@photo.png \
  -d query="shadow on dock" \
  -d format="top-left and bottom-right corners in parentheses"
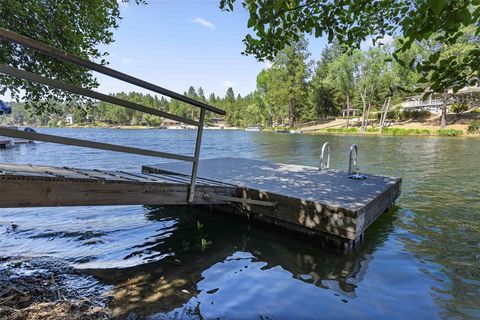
top-left (84, 205), bottom-right (397, 318)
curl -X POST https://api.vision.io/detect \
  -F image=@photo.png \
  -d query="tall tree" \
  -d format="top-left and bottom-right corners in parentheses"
top-left (309, 45), bottom-right (343, 119)
top-left (197, 87), bottom-right (206, 102)
top-left (325, 51), bottom-right (361, 127)
top-left (356, 48), bottom-right (392, 131)
top-left (270, 39), bottom-right (311, 126)
top-left (225, 87), bottom-right (235, 102)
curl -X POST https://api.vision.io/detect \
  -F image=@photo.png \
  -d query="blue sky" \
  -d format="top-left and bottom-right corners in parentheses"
top-left (94, 0), bottom-right (328, 98)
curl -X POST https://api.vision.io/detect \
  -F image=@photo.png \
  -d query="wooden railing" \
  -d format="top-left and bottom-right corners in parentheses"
top-left (0, 28), bottom-right (226, 203)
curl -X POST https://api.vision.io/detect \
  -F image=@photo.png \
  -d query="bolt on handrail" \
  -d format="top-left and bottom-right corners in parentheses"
top-left (319, 142), bottom-right (331, 170)
top-left (0, 28), bottom-right (227, 203)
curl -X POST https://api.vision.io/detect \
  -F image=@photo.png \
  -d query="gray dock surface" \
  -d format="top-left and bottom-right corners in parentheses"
top-left (144, 158), bottom-right (402, 243)
top-left (144, 157), bottom-right (399, 211)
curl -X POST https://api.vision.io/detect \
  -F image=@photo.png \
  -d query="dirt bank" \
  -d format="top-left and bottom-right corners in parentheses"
top-left (0, 258), bottom-right (113, 320)
top-left (299, 113), bottom-right (480, 136)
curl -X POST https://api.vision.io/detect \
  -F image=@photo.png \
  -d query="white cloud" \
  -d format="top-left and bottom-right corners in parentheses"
top-left (361, 34), bottom-right (395, 50)
top-left (122, 58), bottom-right (133, 64)
top-left (192, 17), bottom-right (216, 31)
top-left (222, 80), bottom-right (235, 87)
top-left (378, 34), bottom-right (394, 45)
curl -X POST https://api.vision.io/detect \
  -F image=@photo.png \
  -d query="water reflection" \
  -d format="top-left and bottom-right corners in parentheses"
top-left (85, 204), bottom-right (396, 318)
top-left (1, 129), bottom-right (479, 319)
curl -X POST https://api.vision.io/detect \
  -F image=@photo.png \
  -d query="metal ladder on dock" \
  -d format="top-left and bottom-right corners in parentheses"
top-left (319, 142), bottom-right (364, 178)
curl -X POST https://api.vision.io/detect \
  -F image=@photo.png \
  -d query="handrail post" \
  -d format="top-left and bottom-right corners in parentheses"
top-left (188, 108), bottom-right (206, 203)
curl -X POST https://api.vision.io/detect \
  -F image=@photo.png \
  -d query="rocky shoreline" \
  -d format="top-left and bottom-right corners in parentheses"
top-left (0, 257), bottom-right (113, 320)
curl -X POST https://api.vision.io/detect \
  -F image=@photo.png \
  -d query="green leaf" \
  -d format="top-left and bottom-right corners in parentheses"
top-left (247, 17), bottom-right (256, 28)
top-left (428, 0), bottom-right (447, 16)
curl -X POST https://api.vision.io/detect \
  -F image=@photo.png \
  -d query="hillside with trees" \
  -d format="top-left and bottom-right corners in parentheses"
top-left (5, 35), bottom-right (479, 131)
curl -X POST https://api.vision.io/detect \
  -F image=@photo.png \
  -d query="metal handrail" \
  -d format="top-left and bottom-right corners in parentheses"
top-left (348, 144), bottom-right (359, 175)
top-left (319, 142), bottom-right (331, 171)
top-left (0, 28), bottom-right (227, 202)
top-left (0, 65), bottom-right (200, 127)
top-left (0, 127), bottom-right (194, 162)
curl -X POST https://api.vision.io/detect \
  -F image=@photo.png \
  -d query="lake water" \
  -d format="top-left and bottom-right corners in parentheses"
top-left (0, 128), bottom-right (479, 319)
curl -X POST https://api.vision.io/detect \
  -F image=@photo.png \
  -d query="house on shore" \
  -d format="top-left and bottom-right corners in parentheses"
top-left (66, 114), bottom-right (74, 125)
top-left (401, 85), bottom-right (480, 114)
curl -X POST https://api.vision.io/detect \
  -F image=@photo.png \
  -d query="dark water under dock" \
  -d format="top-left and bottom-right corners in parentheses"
top-left (0, 128), bottom-right (479, 319)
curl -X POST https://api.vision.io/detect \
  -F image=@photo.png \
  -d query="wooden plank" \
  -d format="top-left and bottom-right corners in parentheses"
top-left (0, 163), bottom-right (89, 179)
top-left (0, 28), bottom-right (226, 115)
top-left (0, 64), bottom-right (200, 127)
top-left (113, 171), bottom-right (161, 183)
top-left (0, 162), bottom-right (237, 207)
top-left (0, 128), bottom-right (195, 162)
top-left (70, 169), bottom-right (131, 181)
top-left (0, 177), bottom-right (235, 207)
top-left (141, 172), bottom-right (194, 184)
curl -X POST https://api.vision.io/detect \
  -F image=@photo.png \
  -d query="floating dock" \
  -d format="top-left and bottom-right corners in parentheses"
top-left (0, 137), bottom-right (32, 148)
top-left (0, 158), bottom-right (401, 247)
top-left (144, 157), bottom-right (402, 246)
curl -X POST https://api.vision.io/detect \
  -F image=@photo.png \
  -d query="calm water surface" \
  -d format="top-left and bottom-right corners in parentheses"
top-left (0, 128), bottom-right (479, 319)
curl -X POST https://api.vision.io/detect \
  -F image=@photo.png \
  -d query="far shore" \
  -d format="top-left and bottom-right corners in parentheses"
top-left (8, 114), bottom-right (480, 138)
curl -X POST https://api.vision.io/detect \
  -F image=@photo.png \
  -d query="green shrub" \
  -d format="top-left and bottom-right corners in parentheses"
top-left (366, 128), bottom-right (379, 133)
top-left (325, 127), bottom-right (359, 133)
top-left (437, 129), bottom-right (463, 136)
top-left (450, 103), bottom-right (468, 114)
top-left (398, 110), bottom-right (431, 121)
top-left (376, 110), bottom-right (399, 121)
top-left (467, 120), bottom-right (480, 134)
top-left (382, 127), bottom-right (431, 135)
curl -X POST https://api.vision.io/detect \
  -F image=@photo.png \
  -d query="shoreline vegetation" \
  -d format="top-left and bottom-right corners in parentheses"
top-left (36, 115), bottom-right (480, 138)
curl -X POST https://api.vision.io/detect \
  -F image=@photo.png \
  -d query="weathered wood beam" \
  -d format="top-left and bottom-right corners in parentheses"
top-left (0, 177), bottom-right (235, 207)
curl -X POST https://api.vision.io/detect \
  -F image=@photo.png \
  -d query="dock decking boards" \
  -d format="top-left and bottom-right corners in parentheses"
top-left (143, 158), bottom-right (402, 243)
top-left (0, 163), bottom-right (235, 207)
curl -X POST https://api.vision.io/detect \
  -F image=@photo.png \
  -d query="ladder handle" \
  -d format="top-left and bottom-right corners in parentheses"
top-left (320, 142), bottom-right (331, 170)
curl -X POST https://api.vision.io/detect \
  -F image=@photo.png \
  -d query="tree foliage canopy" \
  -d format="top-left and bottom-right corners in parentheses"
top-left (0, 0), bottom-right (143, 114)
top-left (220, 0), bottom-right (480, 93)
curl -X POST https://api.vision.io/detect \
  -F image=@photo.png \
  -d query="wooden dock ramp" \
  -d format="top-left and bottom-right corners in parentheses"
top-left (0, 163), bottom-right (236, 207)
top-left (143, 158), bottom-right (402, 246)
